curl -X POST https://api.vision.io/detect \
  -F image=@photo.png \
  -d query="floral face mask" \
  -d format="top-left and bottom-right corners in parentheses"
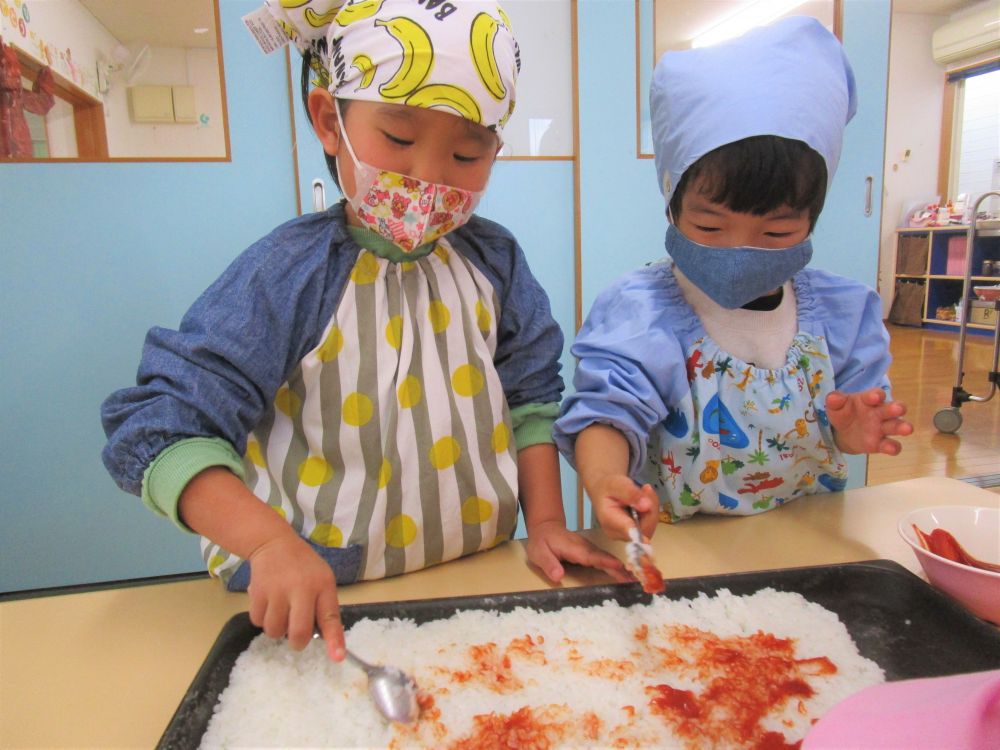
top-left (335, 102), bottom-right (485, 253)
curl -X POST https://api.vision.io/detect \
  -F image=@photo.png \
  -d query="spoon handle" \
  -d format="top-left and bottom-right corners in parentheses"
top-left (312, 632), bottom-right (377, 674)
top-left (344, 648), bottom-right (376, 675)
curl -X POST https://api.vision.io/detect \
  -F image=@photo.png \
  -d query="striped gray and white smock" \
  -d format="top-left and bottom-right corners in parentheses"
top-left (206, 238), bottom-right (520, 582)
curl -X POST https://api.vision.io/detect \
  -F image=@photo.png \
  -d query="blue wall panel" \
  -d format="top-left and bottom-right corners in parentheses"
top-left (813, 0), bottom-right (891, 286)
top-left (814, 1), bottom-right (892, 485)
top-left (577, 1), bottom-right (665, 320)
top-left (478, 161), bottom-right (579, 532)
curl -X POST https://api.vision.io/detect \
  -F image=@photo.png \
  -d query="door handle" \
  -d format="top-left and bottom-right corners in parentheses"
top-left (864, 176), bottom-right (873, 217)
top-left (312, 178), bottom-right (326, 212)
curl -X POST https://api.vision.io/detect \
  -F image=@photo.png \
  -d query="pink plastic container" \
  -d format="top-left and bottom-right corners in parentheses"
top-left (945, 236), bottom-right (968, 275)
top-left (898, 506), bottom-right (1000, 623)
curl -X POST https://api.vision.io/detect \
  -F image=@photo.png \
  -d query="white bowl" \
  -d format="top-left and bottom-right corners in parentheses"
top-left (898, 506), bottom-right (1000, 623)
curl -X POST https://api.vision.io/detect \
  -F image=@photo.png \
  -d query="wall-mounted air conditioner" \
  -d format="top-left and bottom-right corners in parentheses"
top-left (127, 85), bottom-right (198, 124)
top-left (931, 4), bottom-right (1000, 64)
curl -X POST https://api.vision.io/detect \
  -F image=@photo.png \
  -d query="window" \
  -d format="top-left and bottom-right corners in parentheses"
top-left (2, 45), bottom-right (103, 159)
top-left (948, 63), bottom-right (1000, 215)
top-left (1, 0), bottom-right (228, 161)
top-left (20, 73), bottom-right (49, 157)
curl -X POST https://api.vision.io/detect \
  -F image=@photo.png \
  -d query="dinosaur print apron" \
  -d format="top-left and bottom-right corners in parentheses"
top-left (641, 333), bottom-right (848, 521)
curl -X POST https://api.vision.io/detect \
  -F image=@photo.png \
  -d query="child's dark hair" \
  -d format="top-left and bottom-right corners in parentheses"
top-left (669, 136), bottom-right (828, 230)
top-left (301, 42), bottom-right (344, 188)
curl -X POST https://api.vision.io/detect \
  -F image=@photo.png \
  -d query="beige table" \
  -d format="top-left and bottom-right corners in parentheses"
top-left (2, 476), bottom-right (997, 749)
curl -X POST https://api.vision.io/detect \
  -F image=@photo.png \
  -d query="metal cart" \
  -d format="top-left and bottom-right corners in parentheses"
top-left (933, 190), bottom-right (1000, 434)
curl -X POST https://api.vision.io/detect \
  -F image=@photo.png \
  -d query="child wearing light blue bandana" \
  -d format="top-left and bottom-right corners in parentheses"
top-left (554, 17), bottom-right (912, 542)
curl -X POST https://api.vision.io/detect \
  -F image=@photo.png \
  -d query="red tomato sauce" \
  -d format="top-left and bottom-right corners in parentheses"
top-left (410, 624), bottom-right (837, 749)
top-left (448, 706), bottom-right (568, 750)
top-left (646, 625), bottom-right (837, 750)
top-left (640, 557), bottom-right (667, 594)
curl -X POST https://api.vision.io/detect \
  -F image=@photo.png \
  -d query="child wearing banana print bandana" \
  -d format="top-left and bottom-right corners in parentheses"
top-left (102, 0), bottom-right (624, 663)
top-left (554, 17), bottom-right (913, 546)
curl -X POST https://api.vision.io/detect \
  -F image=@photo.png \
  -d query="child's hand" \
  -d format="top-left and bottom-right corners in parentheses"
top-left (525, 519), bottom-right (631, 584)
top-left (246, 534), bottom-right (345, 662)
top-left (825, 388), bottom-right (913, 455)
top-left (588, 477), bottom-right (659, 542)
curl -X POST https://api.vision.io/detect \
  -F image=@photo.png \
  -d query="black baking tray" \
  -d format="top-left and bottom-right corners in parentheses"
top-left (158, 559), bottom-right (1000, 749)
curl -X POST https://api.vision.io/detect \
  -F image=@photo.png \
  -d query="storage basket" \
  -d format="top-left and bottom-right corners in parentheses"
top-left (888, 280), bottom-right (925, 326)
top-left (895, 235), bottom-right (929, 275)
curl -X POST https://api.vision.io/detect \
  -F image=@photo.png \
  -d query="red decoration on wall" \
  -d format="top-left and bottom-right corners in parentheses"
top-left (1, 35), bottom-right (56, 158)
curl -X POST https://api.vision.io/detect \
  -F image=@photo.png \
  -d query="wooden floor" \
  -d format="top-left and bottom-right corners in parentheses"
top-left (867, 324), bottom-right (999, 486)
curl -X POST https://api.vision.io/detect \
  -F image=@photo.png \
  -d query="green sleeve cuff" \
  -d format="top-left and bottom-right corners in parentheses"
top-left (510, 402), bottom-right (560, 450)
top-left (141, 437), bottom-right (246, 533)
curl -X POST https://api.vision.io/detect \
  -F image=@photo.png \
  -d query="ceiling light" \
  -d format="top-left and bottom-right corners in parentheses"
top-left (193, 27), bottom-right (210, 34)
top-left (691, 0), bottom-right (808, 48)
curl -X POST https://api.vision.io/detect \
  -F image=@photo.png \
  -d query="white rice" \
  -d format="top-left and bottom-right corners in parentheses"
top-left (199, 588), bottom-right (884, 749)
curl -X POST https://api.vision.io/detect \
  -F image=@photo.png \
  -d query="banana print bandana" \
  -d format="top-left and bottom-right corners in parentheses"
top-left (264, 0), bottom-right (519, 136)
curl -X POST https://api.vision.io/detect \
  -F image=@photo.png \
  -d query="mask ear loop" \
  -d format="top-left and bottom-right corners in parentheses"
top-left (332, 97), bottom-right (367, 202)
top-left (333, 98), bottom-right (363, 174)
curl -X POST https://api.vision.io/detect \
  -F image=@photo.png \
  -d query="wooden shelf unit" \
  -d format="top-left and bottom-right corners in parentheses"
top-left (891, 225), bottom-right (1000, 334)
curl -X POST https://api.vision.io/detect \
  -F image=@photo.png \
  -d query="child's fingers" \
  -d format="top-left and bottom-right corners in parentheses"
top-left (601, 564), bottom-right (635, 584)
top-left (636, 486), bottom-right (660, 538)
top-left (316, 588), bottom-right (345, 662)
top-left (594, 478), bottom-right (658, 540)
top-left (247, 585), bottom-right (267, 628)
top-left (536, 548), bottom-right (566, 583)
top-left (825, 390), bottom-right (847, 411)
top-left (286, 594), bottom-right (316, 651)
top-left (878, 401), bottom-right (908, 419)
top-left (261, 595), bottom-right (291, 641)
top-left (614, 484), bottom-right (659, 538)
top-left (568, 541), bottom-right (626, 579)
top-left (878, 437), bottom-right (902, 456)
top-left (606, 507), bottom-right (637, 541)
top-left (882, 417), bottom-right (913, 437)
top-left (861, 388), bottom-right (887, 406)
top-left (623, 483), bottom-right (657, 514)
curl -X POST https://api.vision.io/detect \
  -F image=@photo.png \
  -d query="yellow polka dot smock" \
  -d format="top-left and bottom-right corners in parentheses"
top-left (100, 205), bottom-right (564, 586)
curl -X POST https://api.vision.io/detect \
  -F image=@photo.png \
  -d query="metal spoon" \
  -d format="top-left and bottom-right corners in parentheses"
top-left (312, 633), bottom-right (419, 723)
top-left (345, 648), bottom-right (419, 723)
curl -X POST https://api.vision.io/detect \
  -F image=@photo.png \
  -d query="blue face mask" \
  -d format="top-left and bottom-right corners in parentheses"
top-left (664, 224), bottom-right (812, 309)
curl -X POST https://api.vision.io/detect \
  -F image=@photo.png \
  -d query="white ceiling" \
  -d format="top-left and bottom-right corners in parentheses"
top-left (78, 0), bottom-right (217, 49)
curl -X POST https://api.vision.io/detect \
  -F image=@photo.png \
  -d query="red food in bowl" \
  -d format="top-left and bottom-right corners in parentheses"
top-left (898, 506), bottom-right (1000, 624)
top-left (911, 525), bottom-right (1000, 573)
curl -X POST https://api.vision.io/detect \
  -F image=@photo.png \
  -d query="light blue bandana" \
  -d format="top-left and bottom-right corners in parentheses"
top-left (650, 16), bottom-right (857, 205)
top-left (665, 224), bottom-right (813, 309)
